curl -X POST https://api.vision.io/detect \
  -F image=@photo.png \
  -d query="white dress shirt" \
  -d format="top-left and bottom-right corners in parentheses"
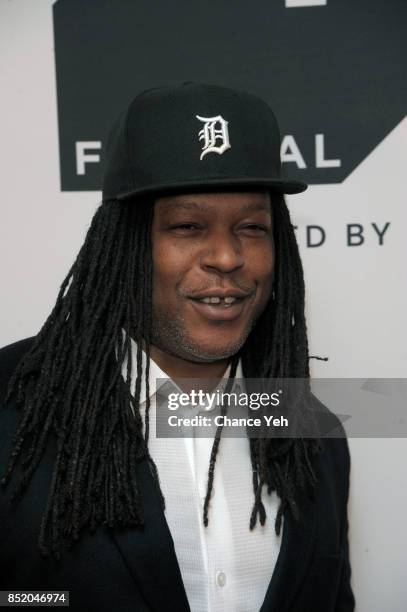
top-left (121, 337), bottom-right (283, 612)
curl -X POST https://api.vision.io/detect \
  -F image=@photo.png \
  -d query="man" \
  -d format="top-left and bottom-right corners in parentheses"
top-left (0, 83), bottom-right (355, 611)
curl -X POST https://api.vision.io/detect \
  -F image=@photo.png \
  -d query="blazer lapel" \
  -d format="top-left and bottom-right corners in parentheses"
top-left (260, 488), bottom-right (317, 612)
top-left (110, 459), bottom-right (191, 612)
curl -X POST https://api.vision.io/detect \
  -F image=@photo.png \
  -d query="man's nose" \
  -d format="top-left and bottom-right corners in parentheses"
top-left (199, 231), bottom-right (244, 274)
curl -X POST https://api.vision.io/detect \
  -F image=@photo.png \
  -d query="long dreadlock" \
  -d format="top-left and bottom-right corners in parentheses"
top-left (1, 192), bottom-right (320, 559)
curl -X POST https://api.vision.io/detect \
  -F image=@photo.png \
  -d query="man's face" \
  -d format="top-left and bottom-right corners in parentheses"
top-left (150, 190), bottom-right (274, 362)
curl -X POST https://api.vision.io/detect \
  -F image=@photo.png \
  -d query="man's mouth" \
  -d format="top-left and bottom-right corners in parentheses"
top-left (187, 294), bottom-right (251, 321)
top-left (193, 296), bottom-right (242, 309)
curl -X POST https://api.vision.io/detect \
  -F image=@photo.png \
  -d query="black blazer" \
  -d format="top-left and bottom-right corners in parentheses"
top-left (0, 338), bottom-right (355, 612)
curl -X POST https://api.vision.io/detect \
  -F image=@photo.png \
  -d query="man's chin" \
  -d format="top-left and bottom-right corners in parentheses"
top-left (153, 338), bottom-right (242, 363)
top-left (181, 349), bottom-right (237, 363)
top-left (150, 319), bottom-right (252, 363)
top-left (173, 338), bottom-right (245, 363)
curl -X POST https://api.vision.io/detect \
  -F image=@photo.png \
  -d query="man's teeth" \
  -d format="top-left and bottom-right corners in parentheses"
top-left (198, 296), bottom-right (238, 305)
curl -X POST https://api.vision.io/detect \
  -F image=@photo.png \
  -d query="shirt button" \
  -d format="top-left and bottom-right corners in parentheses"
top-left (216, 571), bottom-right (227, 587)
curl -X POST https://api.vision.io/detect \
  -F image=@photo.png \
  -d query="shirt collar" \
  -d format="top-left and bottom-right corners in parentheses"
top-left (121, 333), bottom-right (243, 405)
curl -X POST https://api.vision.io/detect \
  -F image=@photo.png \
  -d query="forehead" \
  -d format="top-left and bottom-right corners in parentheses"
top-left (154, 190), bottom-right (272, 216)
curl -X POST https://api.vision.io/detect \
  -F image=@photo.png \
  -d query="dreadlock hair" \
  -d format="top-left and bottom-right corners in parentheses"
top-left (2, 191), bottom-right (321, 559)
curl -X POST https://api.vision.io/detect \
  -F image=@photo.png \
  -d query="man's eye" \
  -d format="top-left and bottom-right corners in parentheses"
top-left (242, 225), bottom-right (269, 233)
top-left (172, 224), bottom-right (200, 231)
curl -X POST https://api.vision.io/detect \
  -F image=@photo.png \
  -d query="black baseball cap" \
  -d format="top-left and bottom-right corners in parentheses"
top-left (102, 82), bottom-right (307, 201)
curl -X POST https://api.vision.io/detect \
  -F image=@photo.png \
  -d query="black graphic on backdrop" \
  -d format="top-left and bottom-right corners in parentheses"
top-left (53, 0), bottom-right (406, 193)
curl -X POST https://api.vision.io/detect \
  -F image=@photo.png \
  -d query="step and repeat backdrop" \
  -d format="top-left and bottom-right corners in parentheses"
top-left (0, 1), bottom-right (406, 610)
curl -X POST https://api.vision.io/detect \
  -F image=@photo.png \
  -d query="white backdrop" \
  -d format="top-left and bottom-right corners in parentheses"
top-left (1, 2), bottom-right (406, 610)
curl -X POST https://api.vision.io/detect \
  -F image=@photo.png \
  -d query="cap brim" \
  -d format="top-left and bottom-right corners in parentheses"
top-left (115, 177), bottom-right (307, 201)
